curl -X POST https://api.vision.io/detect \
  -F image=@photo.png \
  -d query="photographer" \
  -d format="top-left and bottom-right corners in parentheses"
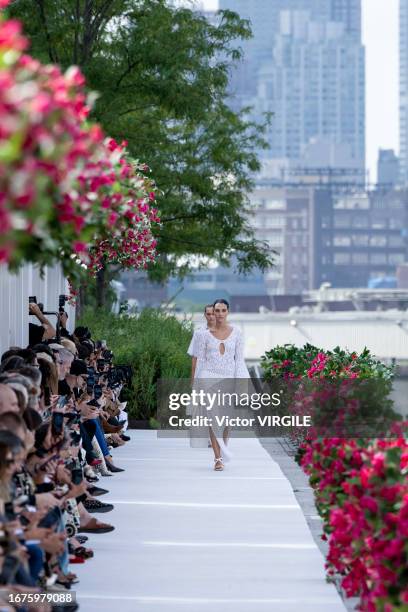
top-left (28, 305), bottom-right (56, 348)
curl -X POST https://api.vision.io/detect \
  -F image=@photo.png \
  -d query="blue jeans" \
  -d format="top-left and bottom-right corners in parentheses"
top-left (26, 543), bottom-right (44, 583)
top-left (92, 418), bottom-right (110, 457)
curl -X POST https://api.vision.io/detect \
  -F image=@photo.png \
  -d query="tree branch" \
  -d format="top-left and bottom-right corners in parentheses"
top-left (79, 0), bottom-right (94, 65)
top-left (114, 47), bottom-right (139, 91)
top-left (73, 0), bottom-right (80, 64)
top-left (117, 105), bottom-right (154, 117)
top-left (160, 213), bottom-right (207, 224)
top-left (34, 0), bottom-right (59, 63)
top-left (89, 0), bottom-right (117, 41)
top-left (158, 234), bottom-right (222, 250)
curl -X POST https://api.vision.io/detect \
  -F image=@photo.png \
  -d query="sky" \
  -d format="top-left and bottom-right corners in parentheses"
top-left (199, 0), bottom-right (400, 183)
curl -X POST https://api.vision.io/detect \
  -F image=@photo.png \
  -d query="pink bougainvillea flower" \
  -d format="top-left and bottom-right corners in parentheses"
top-left (0, 7), bottom-right (160, 275)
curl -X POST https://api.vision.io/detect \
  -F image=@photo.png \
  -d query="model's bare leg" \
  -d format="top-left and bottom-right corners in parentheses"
top-left (223, 426), bottom-right (229, 445)
top-left (209, 427), bottom-right (220, 457)
top-left (209, 427), bottom-right (223, 470)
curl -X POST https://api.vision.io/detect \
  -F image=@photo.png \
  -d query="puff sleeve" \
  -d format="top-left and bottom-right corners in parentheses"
top-left (234, 328), bottom-right (250, 378)
top-left (187, 328), bottom-right (207, 360)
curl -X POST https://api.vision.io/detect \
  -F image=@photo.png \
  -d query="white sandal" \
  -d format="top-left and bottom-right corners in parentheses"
top-left (214, 457), bottom-right (224, 471)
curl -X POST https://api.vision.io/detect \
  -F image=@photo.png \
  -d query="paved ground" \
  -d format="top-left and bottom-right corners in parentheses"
top-left (260, 438), bottom-right (358, 611)
top-left (75, 431), bottom-right (346, 612)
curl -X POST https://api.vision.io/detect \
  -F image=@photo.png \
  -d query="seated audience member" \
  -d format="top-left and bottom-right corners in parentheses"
top-left (0, 308), bottom-right (131, 609)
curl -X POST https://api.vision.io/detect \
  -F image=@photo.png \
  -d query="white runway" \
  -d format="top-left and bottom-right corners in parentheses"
top-left (75, 431), bottom-right (346, 612)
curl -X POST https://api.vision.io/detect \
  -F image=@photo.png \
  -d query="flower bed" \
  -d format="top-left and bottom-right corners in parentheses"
top-left (261, 344), bottom-right (408, 611)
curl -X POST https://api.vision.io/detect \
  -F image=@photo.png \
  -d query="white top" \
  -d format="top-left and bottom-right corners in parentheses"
top-left (193, 326), bottom-right (250, 378)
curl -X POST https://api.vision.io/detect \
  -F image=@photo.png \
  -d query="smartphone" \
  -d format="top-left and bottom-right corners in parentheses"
top-left (93, 384), bottom-right (103, 400)
top-left (71, 467), bottom-right (83, 485)
top-left (38, 506), bottom-right (61, 529)
top-left (51, 412), bottom-right (64, 436)
top-left (57, 396), bottom-right (67, 410)
top-left (65, 412), bottom-right (79, 425)
top-left (4, 502), bottom-right (15, 521)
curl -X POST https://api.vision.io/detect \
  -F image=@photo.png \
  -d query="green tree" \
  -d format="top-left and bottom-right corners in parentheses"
top-left (9, 0), bottom-right (274, 294)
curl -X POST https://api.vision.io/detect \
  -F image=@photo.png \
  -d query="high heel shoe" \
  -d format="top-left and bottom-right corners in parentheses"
top-left (214, 457), bottom-right (224, 471)
top-left (105, 458), bottom-right (125, 473)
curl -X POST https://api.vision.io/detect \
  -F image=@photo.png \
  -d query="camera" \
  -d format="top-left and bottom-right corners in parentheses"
top-left (96, 358), bottom-right (106, 372)
top-left (102, 349), bottom-right (114, 362)
top-left (59, 294), bottom-right (68, 313)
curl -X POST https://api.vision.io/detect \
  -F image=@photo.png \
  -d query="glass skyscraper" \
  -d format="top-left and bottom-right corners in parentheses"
top-left (219, 0), bottom-right (365, 172)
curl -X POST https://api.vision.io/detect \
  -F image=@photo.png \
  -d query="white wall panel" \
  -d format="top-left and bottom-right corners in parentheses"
top-left (0, 264), bottom-right (76, 354)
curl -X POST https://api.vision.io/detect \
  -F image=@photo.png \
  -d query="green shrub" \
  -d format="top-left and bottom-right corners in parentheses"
top-left (79, 308), bottom-right (193, 419)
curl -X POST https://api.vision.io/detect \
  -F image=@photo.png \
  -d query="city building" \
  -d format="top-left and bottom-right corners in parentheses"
top-left (249, 183), bottom-right (312, 294)
top-left (253, 10), bottom-right (365, 169)
top-left (377, 149), bottom-right (400, 187)
top-left (248, 174), bottom-right (408, 293)
top-left (311, 186), bottom-right (408, 288)
top-left (219, 0), bottom-right (365, 171)
top-left (400, 0), bottom-right (408, 184)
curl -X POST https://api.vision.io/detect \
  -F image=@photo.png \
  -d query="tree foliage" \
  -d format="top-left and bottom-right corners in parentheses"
top-left (8, 0), bottom-right (274, 280)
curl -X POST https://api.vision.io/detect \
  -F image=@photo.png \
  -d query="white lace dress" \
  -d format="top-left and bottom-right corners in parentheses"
top-left (189, 326), bottom-right (250, 450)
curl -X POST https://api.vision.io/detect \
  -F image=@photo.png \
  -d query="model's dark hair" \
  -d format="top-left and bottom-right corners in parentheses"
top-left (204, 304), bottom-right (214, 313)
top-left (213, 299), bottom-right (230, 310)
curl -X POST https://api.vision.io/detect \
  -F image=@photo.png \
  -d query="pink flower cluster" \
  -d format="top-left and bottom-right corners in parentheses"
top-left (267, 344), bottom-right (407, 610)
top-left (301, 434), bottom-right (408, 611)
top-left (307, 352), bottom-right (328, 378)
top-left (0, 2), bottom-right (159, 273)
